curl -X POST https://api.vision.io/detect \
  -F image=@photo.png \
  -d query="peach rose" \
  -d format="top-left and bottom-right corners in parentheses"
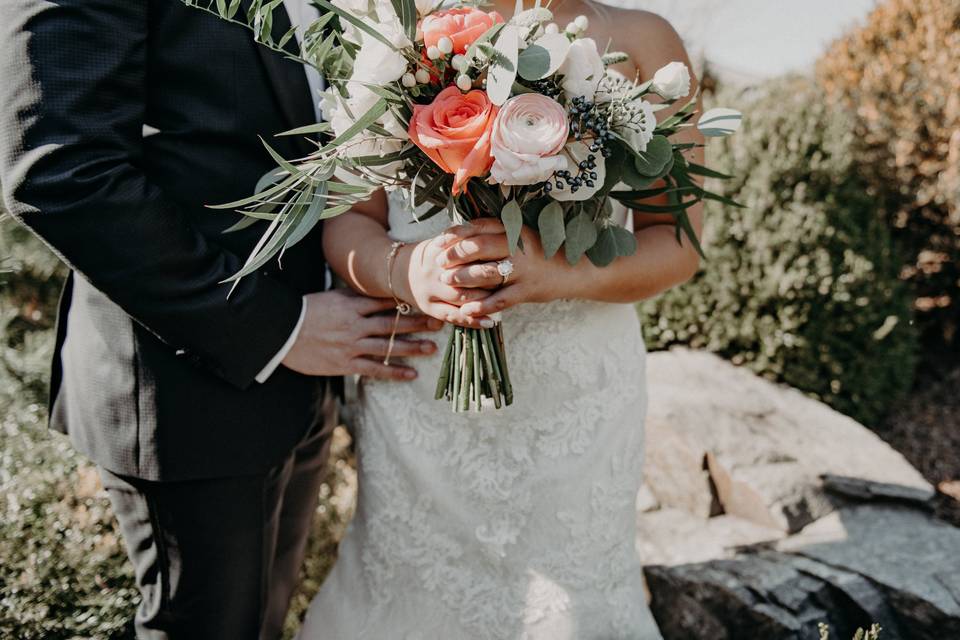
top-left (421, 8), bottom-right (504, 55)
top-left (409, 86), bottom-right (498, 194)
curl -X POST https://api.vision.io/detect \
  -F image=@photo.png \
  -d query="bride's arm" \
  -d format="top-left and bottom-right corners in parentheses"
top-left (446, 12), bottom-right (704, 316)
top-left (322, 189), bottom-right (502, 327)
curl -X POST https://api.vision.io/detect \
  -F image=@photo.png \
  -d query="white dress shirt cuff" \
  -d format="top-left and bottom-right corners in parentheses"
top-left (255, 296), bottom-right (307, 383)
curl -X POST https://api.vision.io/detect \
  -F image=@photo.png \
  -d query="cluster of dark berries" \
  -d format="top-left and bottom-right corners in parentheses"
top-left (544, 155), bottom-right (599, 194)
top-left (568, 96), bottom-right (615, 159)
top-left (531, 77), bottom-right (563, 101)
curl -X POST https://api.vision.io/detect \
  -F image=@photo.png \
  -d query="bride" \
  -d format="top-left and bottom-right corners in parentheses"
top-left (300, 2), bottom-right (703, 638)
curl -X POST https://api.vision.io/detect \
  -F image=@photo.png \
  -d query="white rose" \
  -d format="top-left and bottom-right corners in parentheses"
top-left (351, 36), bottom-right (408, 86)
top-left (652, 61), bottom-right (691, 100)
top-left (557, 37), bottom-right (604, 102)
top-left (488, 94), bottom-right (569, 186)
top-left (550, 141), bottom-right (605, 202)
top-left (327, 85), bottom-right (406, 172)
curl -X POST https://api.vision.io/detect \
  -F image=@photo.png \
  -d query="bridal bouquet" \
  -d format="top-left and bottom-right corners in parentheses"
top-left (188, 0), bottom-right (741, 411)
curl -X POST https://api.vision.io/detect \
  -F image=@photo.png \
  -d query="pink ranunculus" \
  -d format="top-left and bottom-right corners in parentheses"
top-left (420, 8), bottom-right (504, 55)
top-left (408, 86), bottom-right (498, 194)
top-left (488, 94), bottom-right (570, 186)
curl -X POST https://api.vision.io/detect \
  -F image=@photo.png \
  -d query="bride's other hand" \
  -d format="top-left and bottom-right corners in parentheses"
top-left (439, 221), bottom-right (579, 315)
top-left (400, 219), bottom-right (507, 328)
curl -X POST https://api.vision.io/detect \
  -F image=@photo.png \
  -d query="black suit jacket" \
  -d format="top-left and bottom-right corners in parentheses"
top-left (0, 0), bottom-right (329, 481)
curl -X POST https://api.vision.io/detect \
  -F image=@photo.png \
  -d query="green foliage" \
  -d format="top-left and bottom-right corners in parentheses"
top-left (639, 77), bottom-right (919, 426)
top-left (0, 215), bottom-right (353, 638)
top-left (817, 0), bottom-right (960, 348)
top-left (819, 622), bottom-right (882, 640)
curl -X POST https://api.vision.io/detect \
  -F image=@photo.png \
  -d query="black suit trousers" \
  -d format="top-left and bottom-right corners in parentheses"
top-left (100, 393), bottom-right (338, 640)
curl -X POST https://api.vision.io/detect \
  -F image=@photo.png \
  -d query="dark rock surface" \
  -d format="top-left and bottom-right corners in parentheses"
top-left (644, 506), bottom-right (960, 640)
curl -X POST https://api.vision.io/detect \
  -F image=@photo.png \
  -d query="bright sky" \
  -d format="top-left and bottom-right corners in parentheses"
top-left (600, 0), bottom-right (879, 82)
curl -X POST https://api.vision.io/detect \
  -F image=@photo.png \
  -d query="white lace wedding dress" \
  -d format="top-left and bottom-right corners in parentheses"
top-left (299, 191), bottom-right (663, 639)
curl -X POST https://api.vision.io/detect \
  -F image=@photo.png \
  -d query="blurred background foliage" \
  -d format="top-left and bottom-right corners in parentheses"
top-left (1, 0), bottom-right (959, 636)
top-left (639, 76), bottom-right (918, 425)
top-left (817, 0), bottom-right (960, 351)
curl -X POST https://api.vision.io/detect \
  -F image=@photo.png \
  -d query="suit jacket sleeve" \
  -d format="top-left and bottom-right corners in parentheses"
top-left (0, 0), bottom-right (304, 389)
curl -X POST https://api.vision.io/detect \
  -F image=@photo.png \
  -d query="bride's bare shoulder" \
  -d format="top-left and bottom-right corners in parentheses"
top-left (595, 7), bottom-right (690, 77)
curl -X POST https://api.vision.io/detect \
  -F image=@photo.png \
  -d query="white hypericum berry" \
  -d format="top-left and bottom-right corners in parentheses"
top-left (451, 54), bottom-right (469, 72)
top-left (415, 68), bottom-right (431, 84)
top-left (565, 21), bottom-right (580, 35)
top-left (456, 74), bottom-right (472, 91)
top-left (426, 45), bottom-right (442, 60)
top-left (544, 22), bottom-right (559, 35)
top-left (437, 36), bottom-right (454, 55)
top-left (574, 15), bottom-right (589, 31)
top-left (401, 72), bottom-right (416, 88)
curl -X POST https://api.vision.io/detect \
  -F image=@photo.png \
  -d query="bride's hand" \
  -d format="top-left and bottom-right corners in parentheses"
top-left (437, 220), bottom-right (584, 317)
top-left (400, 222), bottom-right (508, 328)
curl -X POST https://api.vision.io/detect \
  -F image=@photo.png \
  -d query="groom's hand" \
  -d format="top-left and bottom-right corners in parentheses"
top-left (282, 290), bottom-right (443, 380)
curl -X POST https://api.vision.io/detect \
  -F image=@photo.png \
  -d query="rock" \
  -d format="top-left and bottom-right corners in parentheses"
top-left (644, 552), bottom-right (887, 640)
top-left (780, 505), bottom-right (960, 639)
top-left (643, 423), bottom-right (719, 519)
top-left (635, 483), bottom-right (660, 513)
top-left (644, 348), bottom-right (932, 532)
top-left (821, 474), bottom-right (935, 506)
top-left (636, 507), bottom-right (784, 566)
top-left (644, 505), bottom-right (960, 640)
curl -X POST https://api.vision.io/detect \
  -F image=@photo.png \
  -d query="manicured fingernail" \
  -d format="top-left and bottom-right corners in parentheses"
top-left (421, 341), bottom-right (436, 353)
top-left (404, 370), bottom-right (417, 379)
top-left (479, 319), bottom-right (495, 329)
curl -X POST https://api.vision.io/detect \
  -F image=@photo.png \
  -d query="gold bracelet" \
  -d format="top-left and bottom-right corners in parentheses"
top-left (384, 241), bottom-right (412, 365)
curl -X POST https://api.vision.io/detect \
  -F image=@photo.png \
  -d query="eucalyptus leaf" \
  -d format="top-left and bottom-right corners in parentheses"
top-left (277, 122), bottom-right (331, 137)
top-left (486, 25), bottom-right (519, 106)
top-left (320, 98), bottom-right (388, 152)
top-left (610, 225), bottom-right (638, 256)
top-left (282, 183), bottom-right (328, 252)
top-left (564, 213), bottom-right (598, 265)
top-left (537, 201), bottom-right (565, 259)
top-left (517, 33), bottom-right (569, 80)
top-left (585, 226), bottom-right (617, 267)
top-left (686, 161), bottom-right (733, 180)
top-left (313, 0), bottom-right (398, 50)
top-left (698, 107), bottom-right (742, 137)
top-left (465, 22), bottom-right (506, 62)
top-left (633, 135), bottom-right (673, 177)
top-left (516, 44), bottom-right (550, 81)
top-left (501, 200), bottom-right (523, 255)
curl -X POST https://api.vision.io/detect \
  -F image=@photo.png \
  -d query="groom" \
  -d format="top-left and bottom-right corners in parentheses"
top-left (0, 0), bottom-right (445, 637)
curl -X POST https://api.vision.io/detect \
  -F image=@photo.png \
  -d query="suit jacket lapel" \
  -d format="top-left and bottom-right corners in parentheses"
top-left (241, 0), bottom-right (317, 155)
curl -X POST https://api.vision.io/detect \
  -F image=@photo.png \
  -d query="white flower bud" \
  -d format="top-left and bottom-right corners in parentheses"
top-left (544, 22), bottom-right (559, 35)
top-left (565, 21), bottom-right (580, 35)
top-left (401, 72), bottom-right (416, 88)
top-left (451, 54), bottom-right (469, 72)
top-left (456, 74), bottom-right (473, 91)
top-left (652, 61), bottom-right (692, 100)
top-left (415, 68), bottom-right (431, 84)
top-left (426, 45), bottom-right (442, 60)
top-left (574, 15), bottom-right (589, 31)
top-left (437, 36), bottom-right (454, 55)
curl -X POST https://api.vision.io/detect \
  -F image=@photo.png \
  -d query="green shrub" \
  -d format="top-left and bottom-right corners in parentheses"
top-left (0, 213), bottom-right (353, 637)
top-left (639, 77), bottom-right (919, 426)
top-left (817, 0), bottom-right (960, 348)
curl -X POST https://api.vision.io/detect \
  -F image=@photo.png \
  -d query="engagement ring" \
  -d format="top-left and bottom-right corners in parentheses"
top-left (496, 259), bottom-right (514, 285)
